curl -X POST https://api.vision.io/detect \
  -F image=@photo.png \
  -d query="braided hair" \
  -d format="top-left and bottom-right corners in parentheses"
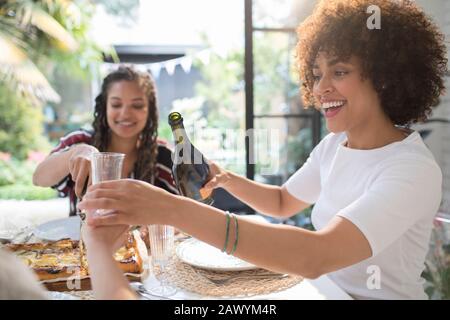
top-left (92, 65), bottom-right (159, 184)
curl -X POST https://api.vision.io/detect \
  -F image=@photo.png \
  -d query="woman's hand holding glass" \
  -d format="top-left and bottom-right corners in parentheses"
top-left (78, 179), bottom-right (176, 227)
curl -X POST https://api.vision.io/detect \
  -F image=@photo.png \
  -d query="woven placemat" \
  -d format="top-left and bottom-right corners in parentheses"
top-left (162, 256), bottom-right (303, 298)
top-left (68, 290), bottom-right (95, 300)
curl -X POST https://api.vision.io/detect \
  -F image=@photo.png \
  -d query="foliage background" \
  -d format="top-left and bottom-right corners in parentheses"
top-left (0, 0), bottom-right (120, 199)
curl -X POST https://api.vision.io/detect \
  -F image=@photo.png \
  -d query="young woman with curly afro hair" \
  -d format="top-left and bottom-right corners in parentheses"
top-left (78, 0), bottom-right (447, 299)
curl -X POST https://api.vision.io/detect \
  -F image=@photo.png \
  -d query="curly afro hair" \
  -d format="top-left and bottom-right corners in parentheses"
top-left (296, 0), bottom-right (448, 126)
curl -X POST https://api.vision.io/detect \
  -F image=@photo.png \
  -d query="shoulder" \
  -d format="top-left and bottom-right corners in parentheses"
top-left (153, 139), bottom-right (177, 191)
top-left (156, 139), bottom-right (173, 156)
top-left (55, 129), bottom-right (93, 149)
top-left (378, 131), bottom-right (442, 177)
top-left (312, 132), bottom-right (346, 159)
top-left (372, 141), bottom-right (442, 198)
top-left (62, 128), bottom-right (93, 141)
top-left (156, 138), bottom-right (172, 151)
top-left (155, 138), bottom-right (174, 168)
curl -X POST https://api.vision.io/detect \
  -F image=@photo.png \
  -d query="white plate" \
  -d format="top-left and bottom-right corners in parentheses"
top-left (176, 238), bottom-right (257, 271)
top-left (33, 216), bottom-right (81, 241)
top-left (0, 229), bottom-right (16, 242)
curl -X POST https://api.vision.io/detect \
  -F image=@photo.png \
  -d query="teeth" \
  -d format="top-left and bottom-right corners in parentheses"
top-left (321, 101), bottom-right (345, 109)
top-left (117, 122), bottom-right (134, 125)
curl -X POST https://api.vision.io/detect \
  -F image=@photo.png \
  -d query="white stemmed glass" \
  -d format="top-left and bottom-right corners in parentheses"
top-left (148, 224), bottom-right (177, 297)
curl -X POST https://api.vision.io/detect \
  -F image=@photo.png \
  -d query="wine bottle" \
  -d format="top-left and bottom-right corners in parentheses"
top-left (168, 112), bottom-right (214, 205)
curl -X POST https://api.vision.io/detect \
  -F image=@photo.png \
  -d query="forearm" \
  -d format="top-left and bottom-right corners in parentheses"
top-left (169, 197), bottom-right (324, 278)
top-left (32, 147), bottom-right (75, 187)
top-left (86, 243), bottom-right (137, 300)
top-left (222, 171), bottom-right (284, 217)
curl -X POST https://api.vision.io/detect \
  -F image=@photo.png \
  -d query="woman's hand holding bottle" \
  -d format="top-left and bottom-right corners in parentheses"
top-left (201, 161), bottom-right (233, 192)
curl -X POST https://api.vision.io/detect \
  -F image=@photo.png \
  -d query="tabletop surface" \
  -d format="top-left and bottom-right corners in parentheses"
top-left (1, 202), bottom-right (353, 300)
top-left (142, 273), bottom-right (353, 300)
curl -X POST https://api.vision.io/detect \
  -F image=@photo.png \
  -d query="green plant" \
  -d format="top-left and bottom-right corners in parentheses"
top-left (283, 127), bottom-right (313, 174)
top-left (423, 219), bottom-right (450, 300)
top-left (0, 184), bottom-right (57, 200)
top-left (194, 49), bottom-right (244, 130)
top-left (253, 32), bottom-right (298, 115)
top-left (158, 121), bottom-right (173, 142)
top-left (0, 160), bottom-right (15, 186)
top-left (0, 0), bottom-right (112, 164)
top-left (0, 0), bottom-right (76, 102)
top-left (0, 86), bottom-right (50, 160)
top-left (0, 156), bottom-right (58, 200)
top-left (0, 0), bottom-right (111, 104)
top-left (0, 158), bottom-right (34, 185)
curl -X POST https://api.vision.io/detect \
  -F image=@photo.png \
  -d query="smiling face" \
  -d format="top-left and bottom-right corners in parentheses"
top-left (106, 80), bottom-right (149, 140)
top-left (312, 52), bottom-right (385, 134)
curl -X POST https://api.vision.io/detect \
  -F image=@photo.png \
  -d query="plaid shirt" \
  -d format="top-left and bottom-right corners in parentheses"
top-left (51, 129), bottom-right (179, 216)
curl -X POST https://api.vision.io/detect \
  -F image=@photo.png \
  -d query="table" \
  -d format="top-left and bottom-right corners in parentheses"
top-left (1, 207), bottom-right (352, 300)
top-left (142, 273), bottom-right (353, 300)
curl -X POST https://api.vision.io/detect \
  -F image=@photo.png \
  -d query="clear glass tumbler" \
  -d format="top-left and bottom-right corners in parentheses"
top-left (90, 152), bottom-right (125, 215)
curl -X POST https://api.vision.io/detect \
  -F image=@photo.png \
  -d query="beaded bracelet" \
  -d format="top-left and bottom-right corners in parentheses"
top-left (222, 211), bottom-right (231, 252)
top-left (230, 213), bottom-right (239, 255)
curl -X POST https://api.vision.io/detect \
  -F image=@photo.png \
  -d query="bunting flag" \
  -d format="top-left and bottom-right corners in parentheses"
top-left (148, 63), bottom-right (162, 79)
top-left (144, 49), bottom-right (211, 78)
top-left (179, 56), bottom-right (192, 73)
top-left (164, 59), bottom-right (177, 76)
top-left (102, 49), bottom-right (214, 79)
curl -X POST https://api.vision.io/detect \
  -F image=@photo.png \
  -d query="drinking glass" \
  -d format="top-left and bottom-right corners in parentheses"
top-left (148, 224), bottom-right (177, 297)
top-left (90, 152), bottom-right (125, 215)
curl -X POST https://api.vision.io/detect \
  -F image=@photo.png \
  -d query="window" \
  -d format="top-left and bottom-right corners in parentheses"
top-left (245, 0), bottom-right (323, 184)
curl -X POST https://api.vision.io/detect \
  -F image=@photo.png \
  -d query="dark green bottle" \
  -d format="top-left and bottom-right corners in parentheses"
top-left (168, 112), bottom-right (214, 205)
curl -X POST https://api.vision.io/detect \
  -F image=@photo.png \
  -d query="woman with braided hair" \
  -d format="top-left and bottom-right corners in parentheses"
top-left (33, 65), bottom-right (178, 218)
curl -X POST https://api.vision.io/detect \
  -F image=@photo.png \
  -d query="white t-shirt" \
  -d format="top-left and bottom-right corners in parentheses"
top-left (285, 131), bottom-right (442, 300)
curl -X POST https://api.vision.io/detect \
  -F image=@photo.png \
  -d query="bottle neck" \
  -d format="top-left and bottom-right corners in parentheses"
top-left (171, 123), bottom-right (190, 145)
